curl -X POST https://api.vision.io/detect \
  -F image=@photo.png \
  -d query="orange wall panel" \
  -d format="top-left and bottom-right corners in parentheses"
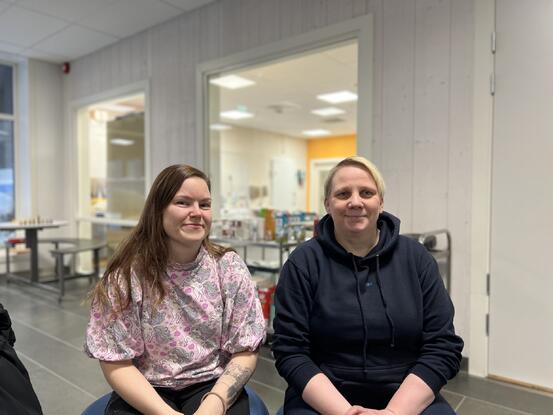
top-left (306, 135), bottom-right (356, 210)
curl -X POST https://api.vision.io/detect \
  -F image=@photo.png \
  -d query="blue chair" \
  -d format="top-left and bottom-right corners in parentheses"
top-left (81, 392), bottom-right (110, 415)
top-left (81, 385), bottom-right (269, 415)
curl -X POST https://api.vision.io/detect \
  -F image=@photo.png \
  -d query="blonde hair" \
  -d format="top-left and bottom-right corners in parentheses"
top-left (324, 156), bottom-right (386, 200)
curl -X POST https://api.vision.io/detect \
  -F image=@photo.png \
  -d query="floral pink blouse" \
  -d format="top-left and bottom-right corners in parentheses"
top-left (84, 247), bottom-right (266, 389)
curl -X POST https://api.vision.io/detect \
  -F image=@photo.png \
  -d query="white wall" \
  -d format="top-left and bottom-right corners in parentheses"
top-left (28, 59), bottom-right (65, 223)
top-left (218, 125), bottom-right (307, 211)
top-left (62, 0), bottom-right (475, 356)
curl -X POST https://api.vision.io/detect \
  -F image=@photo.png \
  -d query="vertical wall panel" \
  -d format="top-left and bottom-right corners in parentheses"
top-left (352, 0), bottom-right (369, 17)
top-left (378, 0), bottom-right (416, 231)
top-left (366, 0), bottom-right (382, 168)
top-left (197, 4), bottom-right (221, 62)
top-left (412, 0), bottom-right (450, 231)
top-left (447, 0), bottom-right (473, 341)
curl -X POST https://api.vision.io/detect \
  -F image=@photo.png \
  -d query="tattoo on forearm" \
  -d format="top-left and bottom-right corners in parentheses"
top-left (220, 362), bottom-right (253, 405)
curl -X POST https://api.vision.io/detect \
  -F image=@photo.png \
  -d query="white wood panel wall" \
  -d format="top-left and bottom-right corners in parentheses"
top-left (63, 0), bottom-right (474, 354)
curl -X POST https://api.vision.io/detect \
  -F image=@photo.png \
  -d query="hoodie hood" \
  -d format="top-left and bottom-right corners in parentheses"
top-left (316, 211), bottom-right (401, 263)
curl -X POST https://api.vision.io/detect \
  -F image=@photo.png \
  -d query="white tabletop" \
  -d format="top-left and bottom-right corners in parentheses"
top-left (0, 220), bottom-right (68, 231)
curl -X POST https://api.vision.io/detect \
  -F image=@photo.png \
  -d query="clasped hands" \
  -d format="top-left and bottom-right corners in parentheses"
top-left (345, 406), bottom-right (397, 415)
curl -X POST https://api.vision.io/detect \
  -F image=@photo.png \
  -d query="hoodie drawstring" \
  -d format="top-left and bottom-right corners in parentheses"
top-left (374, 254), bottom-right (396, 348)
top-left (351, 255), bottom-right (369, 377)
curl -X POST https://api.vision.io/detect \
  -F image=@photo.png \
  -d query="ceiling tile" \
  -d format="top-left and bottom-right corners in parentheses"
top-left (22, 47), bottom-right (70, 63)
top-left (33, 25), bottom-right (117, 61)
top-left (0, 6), bottom-right (68, 47)
top-left (79, 0), bottom-right (183, 38)
top-left (162, 0), bottom-right (214, 12)
top-left (0, 1), bottom-right (12, 14)
top-left (0, 40), bottom-right (24, 54)
top-left (15, 0), bottom-right (118, 23)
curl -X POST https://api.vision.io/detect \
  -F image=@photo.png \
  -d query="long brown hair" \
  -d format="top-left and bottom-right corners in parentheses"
top-left (90, 164), bottom-right (230, 312)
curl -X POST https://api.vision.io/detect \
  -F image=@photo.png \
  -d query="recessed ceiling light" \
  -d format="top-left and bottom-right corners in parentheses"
top-left (220, 110), bottom-right (254, 120)
top-left (210, 123), bottom-right (232, 131)
top-left (311, 107), bottom-right (346, 117)
top-left (317, 90), bottom-right (358, 104)
top-left (210, 75), bottom-right (256, 89)
top-left (302, 129), bottom-right (331, 137)
top-left (98, 103), bottom-right (135, 112)
top-left (110, 138), bottom-right (135, 146)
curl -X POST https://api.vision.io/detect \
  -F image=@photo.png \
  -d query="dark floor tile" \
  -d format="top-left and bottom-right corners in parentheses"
top-left (445, 372), bottom-right (553, 415)
top-left (259, 343), bottom-right (274, 360)
top-left (248, 380), bottom-right (285, 415)
top-left (441, 389), bottom-right (464, 410)
top-left (10, 319), bottom-right (108, 397)
top-left (252, 355), bottom-right (287, 391)
top-left (19, 354), bottom-right (111, 415)
top-left (457, 397), bottom-right (536, 415)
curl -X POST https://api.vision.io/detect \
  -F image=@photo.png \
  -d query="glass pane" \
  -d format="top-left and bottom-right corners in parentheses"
top-left (0, 65), bottom-right (13, 115)
top-left (207, 39), bottom-right (358, 223)
top-left (0, 120), bottom-right (14, 221)
top-left (79, 94), bottom-right (146, 221)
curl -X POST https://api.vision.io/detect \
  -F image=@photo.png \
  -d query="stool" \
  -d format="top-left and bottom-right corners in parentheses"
top-left (81, 385), bottom-right (269, 415)
top-left (42, 238), bottom-right (107, 302)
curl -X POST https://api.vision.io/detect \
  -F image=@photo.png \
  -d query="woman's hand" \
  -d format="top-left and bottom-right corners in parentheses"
top-left (345, 407), bottom-right (396, 415)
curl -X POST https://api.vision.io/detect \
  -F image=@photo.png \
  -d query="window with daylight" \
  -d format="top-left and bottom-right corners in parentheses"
top-left (0, 63), bottom-right (15, 222)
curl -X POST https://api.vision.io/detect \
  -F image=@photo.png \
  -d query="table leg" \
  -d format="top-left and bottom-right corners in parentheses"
top-left (25, 229), bottom-right (39, 283)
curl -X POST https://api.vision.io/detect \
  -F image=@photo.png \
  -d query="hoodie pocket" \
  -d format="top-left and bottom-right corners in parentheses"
top-left (321, 361), bottom-right (412, 383)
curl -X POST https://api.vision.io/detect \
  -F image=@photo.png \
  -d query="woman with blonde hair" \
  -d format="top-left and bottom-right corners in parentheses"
top-left (273, 156), bottom-right (463, 415)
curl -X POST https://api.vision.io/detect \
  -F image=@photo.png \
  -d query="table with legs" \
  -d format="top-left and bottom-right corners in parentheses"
top-left (1, 221), bottom-right (68, 283)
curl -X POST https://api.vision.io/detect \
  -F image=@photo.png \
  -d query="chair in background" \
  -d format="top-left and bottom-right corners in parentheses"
top-left (3, 237), bottom-right (26, 278)
top-left (81, 385), bottom-right (270, 415)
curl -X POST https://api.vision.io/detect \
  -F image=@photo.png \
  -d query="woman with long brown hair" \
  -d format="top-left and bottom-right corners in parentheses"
top-left (85, 164), bottom-right (265, 415)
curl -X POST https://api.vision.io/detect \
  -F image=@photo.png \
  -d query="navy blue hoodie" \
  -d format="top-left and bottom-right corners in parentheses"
top-left (272, 211), bottom-right (463, 401)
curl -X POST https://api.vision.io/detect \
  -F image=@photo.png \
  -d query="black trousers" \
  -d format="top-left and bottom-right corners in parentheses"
top-left (0, 303), bottom-right (43, 415)
top-left (105, 378), bottom-right (250, 415)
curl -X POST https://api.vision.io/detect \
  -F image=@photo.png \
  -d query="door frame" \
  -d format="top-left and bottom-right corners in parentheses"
top-left (310, 157), bottom-right (342, 216)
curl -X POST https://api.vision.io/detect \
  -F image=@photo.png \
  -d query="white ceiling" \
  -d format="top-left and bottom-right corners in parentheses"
top-left (213, 41), bottom-right (358, 139)
top-left (0, 0), bottom-right (215, 62)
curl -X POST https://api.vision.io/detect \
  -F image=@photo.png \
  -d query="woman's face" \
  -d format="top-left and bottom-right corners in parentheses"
top-left (163, 176), bottom-right (212, 258)
top-left (324, 165), bottom-right (383, 238)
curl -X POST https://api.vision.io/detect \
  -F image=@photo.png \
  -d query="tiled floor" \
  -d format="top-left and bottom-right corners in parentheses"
top-left (1, 277), bottom-right (552, 415)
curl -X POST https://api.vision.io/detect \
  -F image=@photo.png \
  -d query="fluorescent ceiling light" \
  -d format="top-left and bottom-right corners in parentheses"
top-left (220, 110), bottom-right (254, 120)
top-left (97, 103), bottom-right (135, 112)
top-left (302, 129), bottom-right (331, 137)
top-left (311, 107), bottom-right (346, 117)
top-left (210, 123), bottom-right (232, 131)
top-left (110, 138), bottom-right (135, 146)
top-left (210, 75), bottom-right (256, 89)
top-left (317, 90), bottom-right (358, 104)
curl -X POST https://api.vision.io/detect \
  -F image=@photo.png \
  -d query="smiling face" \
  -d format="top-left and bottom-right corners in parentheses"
top-left (324, 165), bottom-right (383, 239)
top-left (162, 176), bottom-right (212, 261)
